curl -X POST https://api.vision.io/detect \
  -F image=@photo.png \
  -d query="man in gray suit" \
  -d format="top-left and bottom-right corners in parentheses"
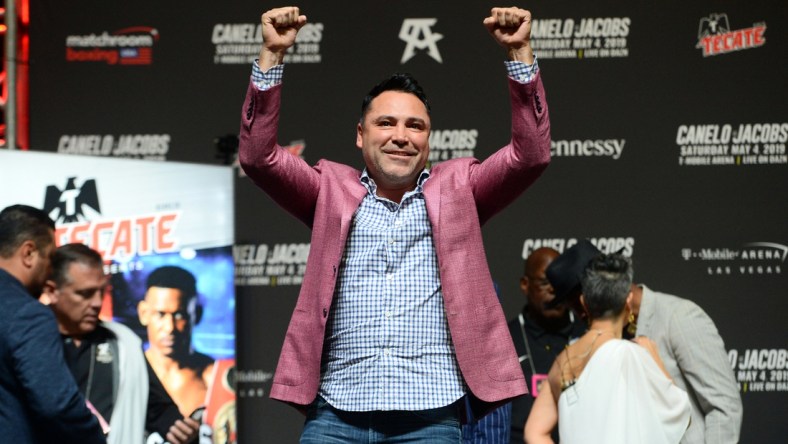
top-left (545, 239), bottom-right (743, 444)
top-left (627, 285), bottom-right (742, 444)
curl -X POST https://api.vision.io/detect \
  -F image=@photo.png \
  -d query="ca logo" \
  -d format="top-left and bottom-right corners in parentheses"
top-left (399, 18), bottom-right (443, 63)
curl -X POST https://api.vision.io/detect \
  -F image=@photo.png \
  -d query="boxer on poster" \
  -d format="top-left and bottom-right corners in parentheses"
top-left (137, 265), bottom-right (237, 442)
top-left (239, 5), bottom-right (551, 442)
top-left (137, 266), bottom-right (215, 418)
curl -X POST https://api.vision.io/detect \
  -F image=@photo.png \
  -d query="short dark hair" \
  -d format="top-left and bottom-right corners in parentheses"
top-left (360, 73), bottom-right (430, 124)
top-left (0, 204), bottom-right (56, 258)
top-left (51, 243), bottom-right (103, 286)
top-left (580, 253), bottom-right (633, 320)
top-left (146, 265), bottom-right (197, 299)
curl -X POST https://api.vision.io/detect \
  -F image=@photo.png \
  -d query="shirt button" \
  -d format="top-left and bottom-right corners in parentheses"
top-left (386, 274), bottom-right (393, 281)
top-left (389, 238), bottom-right (395, 244)
top-left (394, 220), bottom-right (402, 226)
top-left (385, 311), bottom-right (392, 318)
top-left (383, 348), bottom-right (391, 356)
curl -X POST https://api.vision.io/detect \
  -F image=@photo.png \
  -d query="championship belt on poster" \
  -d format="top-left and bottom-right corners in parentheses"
top-left (204, 358), bottom-right (237, 444)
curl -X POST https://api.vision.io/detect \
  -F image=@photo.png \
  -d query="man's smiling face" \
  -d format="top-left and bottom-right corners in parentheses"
top-left (356, 90), bottom-right (431, 198)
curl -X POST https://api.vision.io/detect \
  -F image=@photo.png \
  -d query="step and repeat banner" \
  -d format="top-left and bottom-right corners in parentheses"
top-left (20, 0), bottom-right (788, 442)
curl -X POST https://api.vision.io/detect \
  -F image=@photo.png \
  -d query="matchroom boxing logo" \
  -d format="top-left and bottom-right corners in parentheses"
top-left (696, 13), bottom-right (766, 57)
top-left (65, 27), bottom-right (159, 65)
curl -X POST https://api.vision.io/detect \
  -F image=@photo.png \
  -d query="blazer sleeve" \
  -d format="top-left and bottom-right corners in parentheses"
top-left (668, 301), bottom-right (743, 443)
top-left (469, 73), bottom-right (551, 224)
top-left (238, 81), bottom-right (321, 227)
top-left (12, 303), bottom-right (106, 444)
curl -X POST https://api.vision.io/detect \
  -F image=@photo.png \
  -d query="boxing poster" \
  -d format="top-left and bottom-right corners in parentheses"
top-left (0, 150), bottom-right (236, 442)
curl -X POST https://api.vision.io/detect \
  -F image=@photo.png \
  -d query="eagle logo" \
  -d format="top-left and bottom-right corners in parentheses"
top-left (43, 177), bottom-right (101, 223)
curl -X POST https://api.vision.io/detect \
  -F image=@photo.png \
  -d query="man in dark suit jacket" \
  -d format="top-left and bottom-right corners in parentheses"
top-left (240, 5), bottom-right (551, 441)
top-left (0, 204), bottom-right (105, 443)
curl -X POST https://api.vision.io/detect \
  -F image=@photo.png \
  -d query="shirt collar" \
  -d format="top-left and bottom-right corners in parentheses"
top-left (359, 168), bottom-right (431, 196)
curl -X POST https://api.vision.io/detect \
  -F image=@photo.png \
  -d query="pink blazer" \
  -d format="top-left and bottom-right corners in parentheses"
top-left (239, 74), bottom-right (551, 413)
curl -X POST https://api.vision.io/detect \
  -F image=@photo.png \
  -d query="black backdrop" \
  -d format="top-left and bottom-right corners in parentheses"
top-left (26, 0), bottom-right (787, 441)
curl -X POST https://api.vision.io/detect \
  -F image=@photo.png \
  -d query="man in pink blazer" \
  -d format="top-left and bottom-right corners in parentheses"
top-left (239, 6), bottom-right (551, 441)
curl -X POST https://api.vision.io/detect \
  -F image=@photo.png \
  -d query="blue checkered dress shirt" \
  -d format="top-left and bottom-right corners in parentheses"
top-left (318, 170), bottom-right (466, 411)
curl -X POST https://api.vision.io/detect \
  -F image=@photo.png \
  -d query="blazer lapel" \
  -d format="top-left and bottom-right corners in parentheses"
top-left (339, 178), bottom-right (368, 241)
top-left (637, 285), bottom-right (656, 336)
top-left (423, 172), bottom-right (441, 236)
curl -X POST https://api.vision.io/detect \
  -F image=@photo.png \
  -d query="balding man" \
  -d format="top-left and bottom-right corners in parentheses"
top-left (507, 247), bottom-right (585, 443)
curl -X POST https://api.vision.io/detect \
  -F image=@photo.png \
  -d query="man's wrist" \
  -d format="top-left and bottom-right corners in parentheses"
top-left (508, 45), bottom-right (534, 64)
top-left (258, 47), bottom-right (286, 71)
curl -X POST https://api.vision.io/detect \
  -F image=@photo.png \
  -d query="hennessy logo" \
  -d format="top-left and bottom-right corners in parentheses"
top-left (399, 18), bottom-right (443, 63)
